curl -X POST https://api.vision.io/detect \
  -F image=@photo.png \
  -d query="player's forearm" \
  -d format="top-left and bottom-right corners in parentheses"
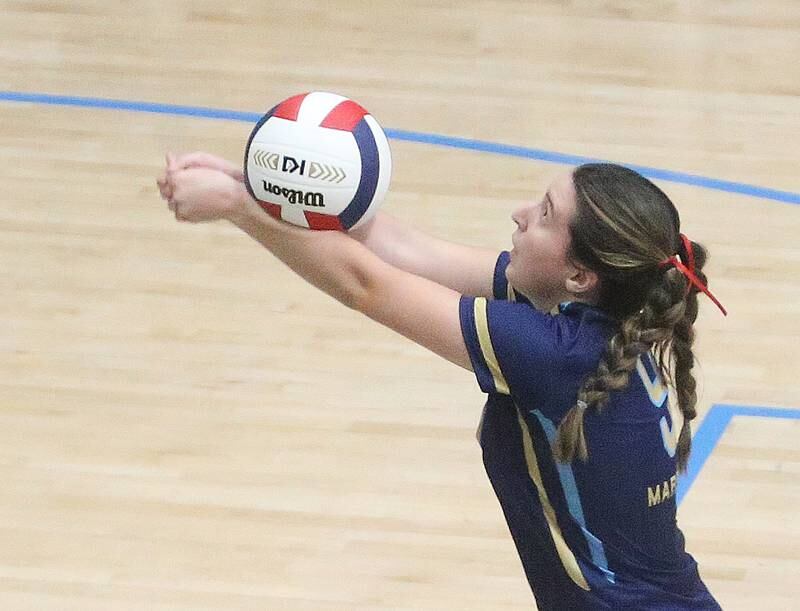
top-left (229, 193), bottom-right (379, 311)
top-left (350, 213), bottom-right (429, 272)
top-left (352, 212), bottom-right (496, 295)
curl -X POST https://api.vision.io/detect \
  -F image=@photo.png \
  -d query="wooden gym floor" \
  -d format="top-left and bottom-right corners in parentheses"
top-left (0, 2), bottom-right (798, 609)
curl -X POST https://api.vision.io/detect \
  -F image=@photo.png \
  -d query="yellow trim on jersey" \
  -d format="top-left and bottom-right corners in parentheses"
top-left (516, 410), bottom-right (590, 591)
top-left (473, 298), bottom-right (510, 395)
top-left (507, 282), bottom-right (516, 302)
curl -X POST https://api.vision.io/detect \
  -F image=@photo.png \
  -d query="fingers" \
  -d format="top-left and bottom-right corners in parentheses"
top-left (159, 153), bottom-right (241, 223)
top-left (170, 151), bottom-right (245, 181)
top-left (157, 175), bottom-right (172, 201)
top-left (163, 169), bottom-right (190, 220)
top-left (158, 154), bottom-right (178, 212)
top-left (178, 152), bottom-right (218, 170)
top-left (157, 153), bottom-right (179, 219)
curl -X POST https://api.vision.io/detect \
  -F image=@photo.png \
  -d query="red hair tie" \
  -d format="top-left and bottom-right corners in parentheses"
top-left (660, 234), bottom-right (727, 316)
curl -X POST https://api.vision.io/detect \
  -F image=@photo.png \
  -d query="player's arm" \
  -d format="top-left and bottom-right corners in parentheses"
top-left (164, 166), bottom-right (472, 370)
top-left (162, 152), bottom-right (499, 297)
top-left (350, 213), bottom-right (499, 296)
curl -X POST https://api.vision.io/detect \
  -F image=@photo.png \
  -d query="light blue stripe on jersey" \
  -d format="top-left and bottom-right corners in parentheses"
top-left (532, 410), bottom-right (616, 584)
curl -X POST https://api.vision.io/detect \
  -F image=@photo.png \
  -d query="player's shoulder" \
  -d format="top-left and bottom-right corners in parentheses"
top-left (489, 299), bottom-right (613, 348)
top-left (459, 296), bottom-right (615, 399)
top-left (555, 301), bottom-right (616, 340)
top-left (470, 297), bottom-right (614, 372)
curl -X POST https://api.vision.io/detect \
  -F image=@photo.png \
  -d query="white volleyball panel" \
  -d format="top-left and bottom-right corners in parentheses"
top-left (295, 91), bottom-right (348, 125)
top-left (247, 117), bottom-right (362, 216)
top-left (277, 204), bottom-right (311, 228)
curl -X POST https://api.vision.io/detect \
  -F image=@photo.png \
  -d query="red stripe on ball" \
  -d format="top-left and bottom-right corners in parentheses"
top-left (304, 211), bottom-right (344, 231)
top-left (257, 200), bottom-right (282, 220)
top-left (320, 100), bottom-right (368, 131)
top-left (272, 93), bottom-right (308, 121)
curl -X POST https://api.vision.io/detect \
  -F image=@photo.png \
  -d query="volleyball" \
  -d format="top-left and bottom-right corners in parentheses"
top-left (243, 92), bottom-right (392, 231)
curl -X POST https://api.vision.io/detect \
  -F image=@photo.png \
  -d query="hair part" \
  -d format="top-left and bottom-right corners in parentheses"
top-left (554, 163), bottom-right (707, 472)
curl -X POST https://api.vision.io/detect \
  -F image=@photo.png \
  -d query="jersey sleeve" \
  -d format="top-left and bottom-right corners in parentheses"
top-left (492, 251), bottom-right (513, 300)
top-left (459, 295), bottom-right (559, 402)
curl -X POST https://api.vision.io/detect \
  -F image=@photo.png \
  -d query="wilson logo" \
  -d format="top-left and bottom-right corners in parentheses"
top-left (262, 181), bottom-right (325, 207)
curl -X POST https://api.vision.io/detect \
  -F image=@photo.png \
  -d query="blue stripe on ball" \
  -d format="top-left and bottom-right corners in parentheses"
top-left (243, 104), bottom-right (279, 201)
top-left (339, 118), bottom-right (379, 230)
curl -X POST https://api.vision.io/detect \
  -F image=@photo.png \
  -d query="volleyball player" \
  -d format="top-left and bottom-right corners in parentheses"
top-left (158, 153), bottom-right (723, 609)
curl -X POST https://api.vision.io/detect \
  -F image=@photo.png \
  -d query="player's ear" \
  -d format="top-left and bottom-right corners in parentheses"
top-left (565, 264), bottom-right (598, 298)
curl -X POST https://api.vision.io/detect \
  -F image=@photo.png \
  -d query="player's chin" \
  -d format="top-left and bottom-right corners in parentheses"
top-left (505, 260), bottom-right (516, 284)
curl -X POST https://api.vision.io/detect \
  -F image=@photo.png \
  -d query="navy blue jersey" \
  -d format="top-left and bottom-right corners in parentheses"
top-left (459, 252), bottom-right (720, 610)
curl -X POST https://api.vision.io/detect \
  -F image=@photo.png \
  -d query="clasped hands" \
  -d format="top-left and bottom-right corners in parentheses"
top-left (156, 152), bottom-right (250, 223)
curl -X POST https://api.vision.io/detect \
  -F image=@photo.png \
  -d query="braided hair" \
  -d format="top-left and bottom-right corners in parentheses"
top-left (554, 164), bottom-right (710, 472)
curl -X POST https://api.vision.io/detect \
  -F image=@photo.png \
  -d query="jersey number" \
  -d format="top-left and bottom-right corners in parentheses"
top-left (635, 356), bottom-right (680, 458)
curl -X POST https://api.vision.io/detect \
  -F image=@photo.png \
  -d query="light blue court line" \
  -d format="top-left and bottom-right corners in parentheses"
top-left (0, 90), bottom-right (262, 123)
top-left (678, 404), bottom-right (800, 505)
top-left (2, 90), bottom-right (799, 206)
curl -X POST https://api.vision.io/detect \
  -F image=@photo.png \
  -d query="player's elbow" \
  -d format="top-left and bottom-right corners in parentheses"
top-left (344, 260), bottom-right (391, 318)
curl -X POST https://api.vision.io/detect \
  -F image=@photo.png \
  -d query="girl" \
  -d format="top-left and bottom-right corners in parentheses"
top-left (158, 153), bottom-right (723, 610)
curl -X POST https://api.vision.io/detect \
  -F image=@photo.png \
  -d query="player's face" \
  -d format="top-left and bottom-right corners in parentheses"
top-left (506, 170), bottom-right (580, 311)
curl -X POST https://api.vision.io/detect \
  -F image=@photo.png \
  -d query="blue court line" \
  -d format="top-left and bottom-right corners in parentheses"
top-left (2, 90), bottom-right (799, 206)
top-left (0, 90), bottom-right (262, 123)
top-left (678, 404), bottom-right (800, 505)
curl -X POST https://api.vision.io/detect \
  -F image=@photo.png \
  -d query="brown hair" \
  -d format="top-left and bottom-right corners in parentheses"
top-left (554, 163), bottom-right (708, 472)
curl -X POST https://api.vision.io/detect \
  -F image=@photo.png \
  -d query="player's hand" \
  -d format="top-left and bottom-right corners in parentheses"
top-left (170, 151), bottom-right (245, 182)
top-left (164, 164), bottom-right (248, 223)
top-left (157, 151), bottom-right (244, 204)
top-left (156, 152), bottom-right (176, 202)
